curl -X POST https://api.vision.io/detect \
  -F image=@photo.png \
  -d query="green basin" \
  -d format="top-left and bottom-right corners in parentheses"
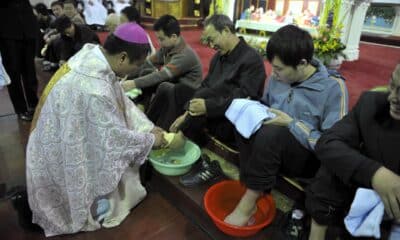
top-left (149, 140), bottom-right (201, 176)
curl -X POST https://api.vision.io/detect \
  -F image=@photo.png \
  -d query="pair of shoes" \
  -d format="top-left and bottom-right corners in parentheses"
top-left (42, 62), bottom-right (58, 72)
top-left (179, 154), bottom-right (223, 187)
top-left (18, 112), bottom-right (33, 121)
top-left (283, 209), bottom-right (307, 240)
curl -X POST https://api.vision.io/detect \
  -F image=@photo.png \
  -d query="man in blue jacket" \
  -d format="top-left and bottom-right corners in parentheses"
top-left (224, 25), bottom-right (348, 228)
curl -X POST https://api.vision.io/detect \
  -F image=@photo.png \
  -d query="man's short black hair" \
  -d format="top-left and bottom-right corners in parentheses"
top-left (204, 14), bottom-right (235, 33)
top-left (50, 0), bottom-right (63, 8)
top-left (35, 3), bottom-right (50, 16)
top-left (103, 34), bottom-right (150, 63)
top-left (55, 15), bottom-right (73, 34)
top-left (266, 25), bottom-right (314, 68)
top-left (153, 15), bottom-right (180, 37)
top-left (120, 6), bottom-right (141, 24)
top-left (63, 0), bottom-right (77, 8)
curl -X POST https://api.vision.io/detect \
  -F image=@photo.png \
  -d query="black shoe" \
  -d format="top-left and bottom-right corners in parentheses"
top-left (0, 183), bottom-right (5, 200)
top-left (9, 186), bottom-right (42, 231)
top-left (179, 154), bottom-right (223, 187)
top-left (18, 112), bottom-right (33, 121)
top-left (283, 209), bottom-right (307, 240)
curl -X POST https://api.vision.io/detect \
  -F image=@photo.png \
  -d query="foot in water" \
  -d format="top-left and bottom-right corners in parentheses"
top-left (224, 205), bottom-right (257, 226)
top-left (224, 188), bottom-right (261, 226)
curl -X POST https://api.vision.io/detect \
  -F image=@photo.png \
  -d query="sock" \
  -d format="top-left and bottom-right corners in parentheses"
top-left (95, 199), bottom-right (110, 222)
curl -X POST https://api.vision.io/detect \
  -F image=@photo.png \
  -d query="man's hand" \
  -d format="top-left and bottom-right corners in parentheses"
top-left (372, 166), bottom-right (400, 221)
top-left (121, 79), bottom-right (136, 92)
top-left (264, 108), bottom-right (293, 127)
top-left (170, 112), bottom-right (188, 133)
top-left (151, 127), bottom-right (167, 149)
top-left (188, 98), bottom-right (206, 116)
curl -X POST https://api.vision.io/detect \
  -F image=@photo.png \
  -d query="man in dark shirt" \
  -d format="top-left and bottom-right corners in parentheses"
top-left (306, 64), bottom-right (400, 240)
top-left (121, 15), bottom-right (202, 127)
top-left (54, 16), bottom-right (99, 65)
top-left (169, 14), bottom-right (266, 146)
top-left (0, 0), bottom-right (40, 121)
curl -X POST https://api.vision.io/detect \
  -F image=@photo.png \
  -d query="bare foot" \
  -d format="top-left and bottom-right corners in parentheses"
top-left (224, 188), bottom-right (260, 226)
top-left (224, 205), bottom-right (257, 226)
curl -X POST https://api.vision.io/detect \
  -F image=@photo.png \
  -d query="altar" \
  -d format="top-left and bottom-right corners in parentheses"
top-left (141, 0), bottom-right (204, 19)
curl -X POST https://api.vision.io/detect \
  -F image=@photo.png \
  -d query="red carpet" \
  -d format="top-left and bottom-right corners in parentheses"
top-left (104, 28), bottom-right (400, 108)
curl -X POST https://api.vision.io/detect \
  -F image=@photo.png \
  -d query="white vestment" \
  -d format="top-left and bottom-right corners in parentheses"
top-left (26, 44), bottom-right (154, 237)
top-left (83, 0), bottom-right (108, 25)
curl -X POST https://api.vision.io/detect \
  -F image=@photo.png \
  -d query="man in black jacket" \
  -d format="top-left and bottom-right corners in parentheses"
top-left (54, 16), bottom-right (99, 65)
top-left (306, 64), bottom-right (400, 240)
top-left (169, 14), bottom-right (266, 146)
top-left (0, 0), bottom-right (40, 121)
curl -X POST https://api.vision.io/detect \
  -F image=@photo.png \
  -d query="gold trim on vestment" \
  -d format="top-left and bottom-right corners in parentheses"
top-left (30, 64), bottom-right (71, 132)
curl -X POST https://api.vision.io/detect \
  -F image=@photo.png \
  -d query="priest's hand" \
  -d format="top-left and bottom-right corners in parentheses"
top-left (188, 98), bottom-right (206, 116)
top-left (151, 127), bottom-right (167, 149)
top-left (372, 166), bottom-right (400, 221)
top-left (264, 108), bottom-right (293, 127)
top-left (121, 79), bottom-right (136, 92)
top-left (170, 111), bottom-right (188, 133)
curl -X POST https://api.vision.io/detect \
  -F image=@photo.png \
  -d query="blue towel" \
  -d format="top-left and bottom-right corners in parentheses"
top-left (344, 188), bottom-right (388, 239)
top-left (225, 99), bottom-right (275, 139)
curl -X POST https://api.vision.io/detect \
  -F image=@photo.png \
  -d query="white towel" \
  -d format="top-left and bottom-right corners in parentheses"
top-left (225, 99), bottom-right (275, 139)
top-left (0, 53), bottom-right (11, 89)
top-left (344, 188), bottom-right (400, 239)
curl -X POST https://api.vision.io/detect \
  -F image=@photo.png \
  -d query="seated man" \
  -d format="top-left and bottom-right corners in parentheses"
top-left (119, 6), bottom-right (155, 55)
top-left (169, 14), bottom-right (266, 146)
top-left (104, 12), bottom-right (119, 32)
top-left (26, 23), bottom-right (165, 237)
top-left (54, 15), bottom-right (100, 65)
top-left (224, 25), bottom-right (348, 227)
top-left (63, 0), bottom-right (85, 25)
top-left (306, 64), bottom-right (400, 240)
top-left (122, 14), bottom-right (202, 127)
top-left (50, 0), bottom-right (64, 18)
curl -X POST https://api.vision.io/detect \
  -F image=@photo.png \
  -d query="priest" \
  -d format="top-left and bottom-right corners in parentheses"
top-left (26, 23), bottom-right (165, 237)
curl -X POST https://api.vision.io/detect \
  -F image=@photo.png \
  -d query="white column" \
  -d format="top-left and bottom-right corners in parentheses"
top-left (392, 6), bottom-right (400, 36)
top-left (339, 0), bottom-right (356, 44)
top-left (343, 0), bottom-right (371, 61)
top-left (222, 0), bottom-right (236, 21)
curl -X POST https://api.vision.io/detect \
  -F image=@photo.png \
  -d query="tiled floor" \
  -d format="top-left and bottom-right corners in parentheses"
top-left (0, 88), bottom-right (208, 240)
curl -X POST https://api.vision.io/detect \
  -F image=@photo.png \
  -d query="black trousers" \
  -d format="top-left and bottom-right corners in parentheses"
top-left (305, 166), bottom-right (356, 226)
top-left (236, 124), bottom-right (320, 192)
top-left (45, 37), bottom-right (63, 64)
top-left (0, 38), bottom-right (38, 114)
top-left (177, 112), bottom-right (236, 147)
top-left (146, 82), bottom-right (196, 130)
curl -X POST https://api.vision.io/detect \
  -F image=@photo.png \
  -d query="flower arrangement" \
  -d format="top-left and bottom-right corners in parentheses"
top-left (247, 39), bottom-right (267, 58)
top-left (313, 25), bottom-right (346, 65)
top-left (313, 0), bottom-right (347, 67)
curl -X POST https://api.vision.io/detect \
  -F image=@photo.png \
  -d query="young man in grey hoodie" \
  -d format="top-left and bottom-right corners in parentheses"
top-left (225, 25), bottom-right (349, 231)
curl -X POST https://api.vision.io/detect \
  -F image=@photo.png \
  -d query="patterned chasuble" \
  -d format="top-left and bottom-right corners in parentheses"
top-left (26, 44), bottom-right (155, 236)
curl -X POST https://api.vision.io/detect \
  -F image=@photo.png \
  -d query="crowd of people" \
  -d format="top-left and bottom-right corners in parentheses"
top-left (0, 0), bottom-right (399, 239)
